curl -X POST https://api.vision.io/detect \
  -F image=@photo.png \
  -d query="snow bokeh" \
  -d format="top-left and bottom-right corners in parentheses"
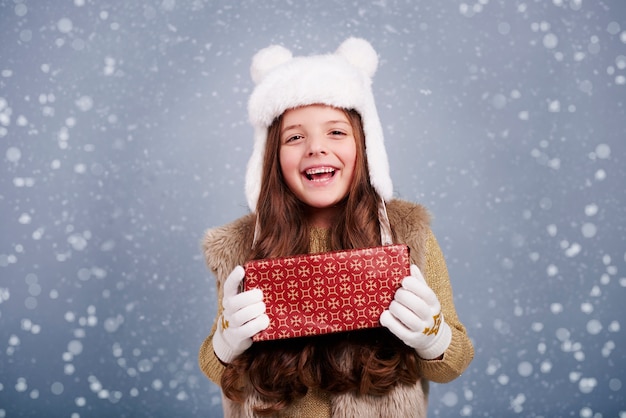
top-left (1, 1), bottom-right (625, 417)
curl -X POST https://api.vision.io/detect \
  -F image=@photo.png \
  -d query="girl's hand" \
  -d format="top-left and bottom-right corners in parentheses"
top-left (213, 266), bottom-right (270, 364)
top-left (380, 264), bottom-right (452, 360)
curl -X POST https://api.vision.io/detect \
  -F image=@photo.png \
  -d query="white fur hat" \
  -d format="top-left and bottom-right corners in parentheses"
top-left (245, 37), bottom-right (393, 212)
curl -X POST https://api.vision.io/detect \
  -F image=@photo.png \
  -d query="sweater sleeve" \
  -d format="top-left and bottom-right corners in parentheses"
top-left (416, 231), bottom-right (474, 383)
top-left (197, 215), bottom-right (256, 386)
top-left (198, 320), bottom-right (225, 385)
top-left (198, 268), bottom-right (227, 385)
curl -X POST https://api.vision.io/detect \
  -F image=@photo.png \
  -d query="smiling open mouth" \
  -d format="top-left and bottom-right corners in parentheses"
top-left (304, 167), bottom-right (336, 181)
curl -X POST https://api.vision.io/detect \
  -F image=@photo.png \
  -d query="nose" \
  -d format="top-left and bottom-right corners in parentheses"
top-left (307, 134), bottom-right (327, 156)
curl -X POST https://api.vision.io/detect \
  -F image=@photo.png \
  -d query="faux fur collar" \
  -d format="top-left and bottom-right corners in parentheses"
top-left (202, 199), bottom-right (432, 417)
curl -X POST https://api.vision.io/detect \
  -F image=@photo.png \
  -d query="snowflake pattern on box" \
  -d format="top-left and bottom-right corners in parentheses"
top-left (244, 245), bottom-right (410, 341)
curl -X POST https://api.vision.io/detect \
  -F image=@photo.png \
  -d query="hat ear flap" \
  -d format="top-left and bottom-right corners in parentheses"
top-left (250, 45), bottom-right (293, 84)
top-left (336, 37), bottom-right (378, 79)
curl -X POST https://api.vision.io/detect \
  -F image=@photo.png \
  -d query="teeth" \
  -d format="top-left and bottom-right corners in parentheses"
top-left (305, 167), bottom-right (335, 175)
top-left (304, 167), bottom-right (335, 181)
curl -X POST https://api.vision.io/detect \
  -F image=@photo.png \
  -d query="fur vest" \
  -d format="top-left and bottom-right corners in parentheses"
top-left (204, 199), bottom-right (435, 417)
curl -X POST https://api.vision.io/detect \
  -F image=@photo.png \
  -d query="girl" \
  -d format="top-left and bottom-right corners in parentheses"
top-left (199, 38), bottom-right (474, 417)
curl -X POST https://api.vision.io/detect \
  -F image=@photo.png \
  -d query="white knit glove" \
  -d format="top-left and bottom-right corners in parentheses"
top-left (213, 266), bottom-right (270, 364)
top-left (380, 264), bottom-right (452, 360)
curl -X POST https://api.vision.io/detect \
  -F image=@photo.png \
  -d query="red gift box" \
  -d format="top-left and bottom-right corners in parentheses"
top-left (243, 244), bottom-right (410, 341)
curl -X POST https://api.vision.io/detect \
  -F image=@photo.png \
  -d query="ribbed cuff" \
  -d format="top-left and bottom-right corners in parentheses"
top-left (212, 326), bottom-right (236, 364)
top-left (418, 321), bottom-right (452, 360)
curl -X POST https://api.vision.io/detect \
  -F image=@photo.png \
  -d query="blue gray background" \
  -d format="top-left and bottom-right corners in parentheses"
top-left (1, 1), bottom-right (625, 416)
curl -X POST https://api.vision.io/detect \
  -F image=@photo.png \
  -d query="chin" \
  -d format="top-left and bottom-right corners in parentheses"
top-left (306, 199), bottom-right (344, 209)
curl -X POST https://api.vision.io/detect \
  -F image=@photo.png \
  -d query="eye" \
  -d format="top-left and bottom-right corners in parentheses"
top-left (329, 130), bottom-right (347, 137)
top-left (284, 134), bottom-right (303, 144)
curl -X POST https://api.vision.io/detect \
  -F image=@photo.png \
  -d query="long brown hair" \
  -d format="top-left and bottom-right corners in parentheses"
top-left (221, 107), bottom-right (421, 415)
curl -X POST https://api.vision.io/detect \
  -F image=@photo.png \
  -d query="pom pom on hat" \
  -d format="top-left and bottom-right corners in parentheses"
top-left (335, 37), bottom-right (379, 79)
top-left (245, 38), bottom-right (393, 212)
top-left (250, 45), bottom-right (293, 84)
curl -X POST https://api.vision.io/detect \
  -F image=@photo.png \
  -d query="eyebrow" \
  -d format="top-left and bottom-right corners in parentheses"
top-left (281, 124), bottom-right (301, 134)
top-left (281, 120), bottom-right (350, 135)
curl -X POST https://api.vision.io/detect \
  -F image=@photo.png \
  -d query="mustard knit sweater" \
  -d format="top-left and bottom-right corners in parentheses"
top-left (199, 221), bottom-right (473, 417)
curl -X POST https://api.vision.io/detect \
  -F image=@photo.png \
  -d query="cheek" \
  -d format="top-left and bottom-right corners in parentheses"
top-left (344, 144), bottom-right (358, 175)
top-left (279, 149), bottom-right (298, 181)
top-left (278, 148), bottom-right (289, 173)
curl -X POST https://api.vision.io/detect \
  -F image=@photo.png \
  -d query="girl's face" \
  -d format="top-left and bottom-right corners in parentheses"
top-left (279, 105), bottom-right (357, 226)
